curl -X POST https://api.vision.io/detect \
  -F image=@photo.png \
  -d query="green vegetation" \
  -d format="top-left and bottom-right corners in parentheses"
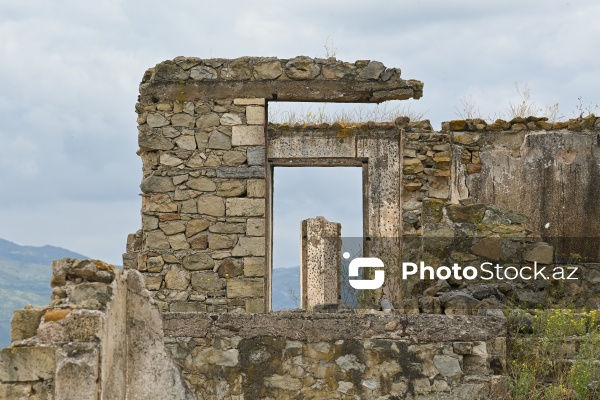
top-left (268, 102), bottom-right (425, 125)
top-left (507, 309), bottom-right (600, 399)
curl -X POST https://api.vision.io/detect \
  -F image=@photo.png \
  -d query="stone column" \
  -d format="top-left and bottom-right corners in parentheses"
top-left (300, 216), bottom-right (341, 309)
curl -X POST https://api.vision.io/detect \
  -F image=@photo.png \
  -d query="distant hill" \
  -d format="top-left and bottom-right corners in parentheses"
top-left (271, 267), bottom-right (301, 311)
top-left (0, 238), bottom-right (87, 348)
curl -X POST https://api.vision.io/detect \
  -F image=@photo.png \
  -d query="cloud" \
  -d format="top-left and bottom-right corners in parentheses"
top-left (0, 0), bottom-right (598, 262)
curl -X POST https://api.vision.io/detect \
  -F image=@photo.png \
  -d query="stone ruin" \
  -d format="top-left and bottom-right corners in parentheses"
top-left (1, 56), bottom-right (600, 399)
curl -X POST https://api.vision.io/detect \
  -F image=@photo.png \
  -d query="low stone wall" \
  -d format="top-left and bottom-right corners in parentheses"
top-left (162, 312), bottom-right (507, 399)
top-left (1, 260), bottom-right (508, 400)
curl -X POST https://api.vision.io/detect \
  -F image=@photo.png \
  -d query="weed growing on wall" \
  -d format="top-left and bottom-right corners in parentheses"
top-left (457, 83), bottom-right (571, 122)
top-left (268, 102), bottom-right (426, 125)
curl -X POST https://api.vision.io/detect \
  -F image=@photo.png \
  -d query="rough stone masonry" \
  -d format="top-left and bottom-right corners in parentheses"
top-left (1, 55), bottom-right (600, 399)
top-left (123, 56), bottom-right (423, 314)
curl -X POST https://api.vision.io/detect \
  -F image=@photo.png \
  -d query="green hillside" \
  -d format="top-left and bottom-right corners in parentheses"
top-left (0, 238), bottom-right (86, 348)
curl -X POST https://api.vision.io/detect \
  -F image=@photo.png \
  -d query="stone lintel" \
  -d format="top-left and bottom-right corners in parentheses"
top-left (162, 312), bottom-right (506, 342)
top-left (140, 79), bottom-right (422, 104)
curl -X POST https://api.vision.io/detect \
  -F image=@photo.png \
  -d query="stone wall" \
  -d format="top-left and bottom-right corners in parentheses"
top-left (123, 57), bottom-right (600, 312)
top-left (0, 258), bottom-right (508, 400)
top-left (0, 259), bottom-right (193, 400)
top-left (123, 56), bottom-right (423, 313)
top-left (3, 56), bottom-right (600, 399)
top-left (445, 117), bottom-right (600, 260)
top-left (162, 312), bottom-right (507, 399)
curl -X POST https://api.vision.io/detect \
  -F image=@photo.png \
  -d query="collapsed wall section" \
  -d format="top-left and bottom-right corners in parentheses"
top-left (0, 259), bottom-right (194, 400)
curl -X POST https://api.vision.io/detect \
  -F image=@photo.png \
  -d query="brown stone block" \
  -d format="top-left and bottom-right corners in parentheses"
top-left (454, 132), bottom-right (481, 145)
top-left (523, 243), bottom-right (554, 265)
top-left (164, 266), bottom-right (191, 290)
top-left (191, 271), bottom-right (225, 292)
top-left (170, 302), bottom-right (208, 312)
top-left (446, 203), bottom-right (486, 224)
top-left (448, 120), bottom-right (467, 131)
top-left (44, 309), bottom-right (71, 322)
top-left (226, 198), bottom-right (265, 217)
top-left (403, 182), bottom-right (422, 192)
top-left (198, 196), bottom-right (225, 216)
top-left (232, 237), bottom-right (265, 256)
top-left (209, 234), bottom-right (237, 250)
top-left (142, 194), bottom-right (178, 213)
top-left (11, 307), bottom-right (46, 341)
top-left (159, 213), bottom-right (181, 222)
top-left (471, 237), bottom-right (502, 261)
top-left (209, 222), bottom-right (246, 234)
top-left (217, 181), bottom-right (246, 197)
top-left (247, 179), bottom-right (265, 198)
top-left (244, 257), bottom-right (265, 277)
top-left (403, 158), bottom-right (423, 174)
top-left (189, 234), bottom-right (208, 249)
top-left (552, 121), bottom-right (568, 129)
top-left (245, 298), bottom-right (265, 313)
top-left (186, 219), bottom-right (210, 236)
top-left (227, 278), bottom-right (264, 298)
top-left (183, 253), bottom-right (215, 271)
top-left (218, 259), bottom-right (244, 278)
top-left (145, 275), bottom-right (163, 290)
top-left (247, 218), bottom-right (265, 236)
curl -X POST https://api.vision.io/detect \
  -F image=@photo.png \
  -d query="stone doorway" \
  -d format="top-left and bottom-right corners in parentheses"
top-left (265, 123), bottom-right (403, 311)
top-left (270, 166), bottom-right (363, 310)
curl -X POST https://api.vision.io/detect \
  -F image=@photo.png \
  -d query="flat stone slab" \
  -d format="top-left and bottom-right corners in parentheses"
top-left (162, 312), bottom-right (506, 342)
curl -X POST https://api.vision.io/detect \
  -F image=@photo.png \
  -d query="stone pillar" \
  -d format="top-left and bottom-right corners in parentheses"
top-left (300, 216), bottom-right (341, 309)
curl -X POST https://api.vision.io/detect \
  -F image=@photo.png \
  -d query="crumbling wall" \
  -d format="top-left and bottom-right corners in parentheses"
top-left (0, 259), bottom-right (193, 400)
top-left (445, 117), bottom-right (600, 260)
top-left (5, 55), bottom-right (600, 399)
top-left (390, 118), bottom-right (600, 312)
top-left (123, 56), bottom-right (423, 313)
top-left (162, 312), bottom-right (507, 399)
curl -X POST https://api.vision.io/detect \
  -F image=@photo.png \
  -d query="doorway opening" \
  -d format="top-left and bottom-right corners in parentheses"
top-left (271, 166), bottom-right (363, 310)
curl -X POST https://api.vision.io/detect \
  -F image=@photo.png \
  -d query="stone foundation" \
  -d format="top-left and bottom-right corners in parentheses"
top-left (162, 312), bottom-right (507, 399)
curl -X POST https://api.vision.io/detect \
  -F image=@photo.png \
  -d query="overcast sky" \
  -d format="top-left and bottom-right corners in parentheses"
top-left (0, 0), bottom-right (598, 266)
